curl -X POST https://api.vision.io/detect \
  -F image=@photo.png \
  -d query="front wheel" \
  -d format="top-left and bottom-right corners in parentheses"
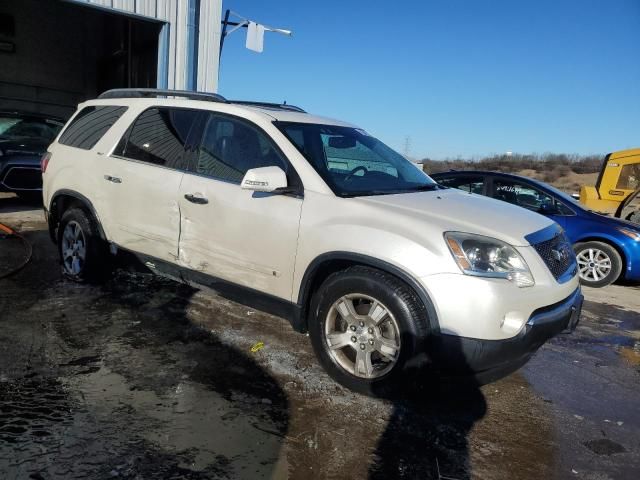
top-left (574, 241), bottom-right (622, 288)
top-left (309, 266), bottom-right (429, 395)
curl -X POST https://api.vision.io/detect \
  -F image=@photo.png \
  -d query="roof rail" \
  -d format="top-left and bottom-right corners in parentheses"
top-left (98, 88), bottom-right (228, 103)
top-left (231, 100), bottom-right (306, 113)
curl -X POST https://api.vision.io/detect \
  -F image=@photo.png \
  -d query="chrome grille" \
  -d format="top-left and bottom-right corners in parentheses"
top-left (533, 232), bottom-right (576, 281)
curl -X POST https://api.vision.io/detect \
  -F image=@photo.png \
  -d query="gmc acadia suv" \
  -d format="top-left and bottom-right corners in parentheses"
top-left (42, 89), bottom-right (583, 393)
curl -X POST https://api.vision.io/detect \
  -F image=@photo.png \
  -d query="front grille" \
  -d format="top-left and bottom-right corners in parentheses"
top-left (533, 232), bottom-right (576, 281)
top-left (2, 167), bottom-right (42, 190)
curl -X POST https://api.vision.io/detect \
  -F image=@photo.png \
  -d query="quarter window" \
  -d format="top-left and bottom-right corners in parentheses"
top-left (116, 108), bottom-right (198, 169)
top-left (196, 114), bottom-right (288, 183)
top-left (437, 175), bottom-right (484, 194)
top-left (59, 106), bottom-right (127, 150)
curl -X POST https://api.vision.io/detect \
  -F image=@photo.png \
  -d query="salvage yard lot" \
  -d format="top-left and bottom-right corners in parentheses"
top-left (1, 194), bottom-right (639, 479)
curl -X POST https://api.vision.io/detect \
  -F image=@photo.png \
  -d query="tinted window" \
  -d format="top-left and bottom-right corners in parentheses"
top-left (118, 108), bottom-right (197, 169)
top-left (494, 179), bottom-right (556, 212)
top-left (59, 106), bottom-right (127, 150)
top-left (437, 175), bottom-right (484, 194)
top-left (196, 114), bottom-right (288, 183)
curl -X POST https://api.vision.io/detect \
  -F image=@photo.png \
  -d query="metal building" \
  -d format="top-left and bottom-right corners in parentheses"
top-left (0, 0), bottom-right (222, 119)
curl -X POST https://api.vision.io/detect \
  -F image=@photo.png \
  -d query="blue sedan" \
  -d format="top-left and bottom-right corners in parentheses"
top-left (431, 170), bottom-right (640, 287)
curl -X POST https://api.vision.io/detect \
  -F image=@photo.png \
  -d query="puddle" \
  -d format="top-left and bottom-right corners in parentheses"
top-left (583, 438), bottom-right (627, 456)
top-left (583, 300), bottom-right (640, 333)
top-left (0, 375), bottom-right (73, 444)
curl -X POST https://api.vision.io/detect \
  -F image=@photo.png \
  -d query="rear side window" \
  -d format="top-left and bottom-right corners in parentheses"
top-left (59, 106), bottom-right (127, 150)
top-left (115, 107), bottom-right (198, 170)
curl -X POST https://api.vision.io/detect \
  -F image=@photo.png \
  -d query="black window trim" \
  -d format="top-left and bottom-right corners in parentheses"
top-left (109, 106), bottom-right (204, 173)
top-left (185, 110), bottom-right (304, 198)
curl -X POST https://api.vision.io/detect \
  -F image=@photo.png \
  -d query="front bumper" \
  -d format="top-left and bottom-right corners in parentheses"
top-left (0, 160), bottom-right (43, 192)
top-left (429, 287), bottom-right (583, 382)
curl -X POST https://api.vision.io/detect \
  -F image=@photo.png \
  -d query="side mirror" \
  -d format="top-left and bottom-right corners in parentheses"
top-left (241, 166), bottom-right (288, 193)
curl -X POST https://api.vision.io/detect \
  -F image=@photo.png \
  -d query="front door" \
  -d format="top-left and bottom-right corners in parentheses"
top-left (490, 177), bottom-right (567, 229)
top-left (177, 112), bottom-right (303, 301)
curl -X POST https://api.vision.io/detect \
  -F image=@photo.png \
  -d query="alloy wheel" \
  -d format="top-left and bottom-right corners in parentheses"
top-left (576, 248), bottom-right (612, 283)
top-left (324, 294), bottom-right (401, 379)
top-left (61, 221), bottom-right (87, 275)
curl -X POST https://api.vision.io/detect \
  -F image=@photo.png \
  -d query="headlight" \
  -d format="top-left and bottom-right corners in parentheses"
top-left (444, 232), bottom-right (535, 288)
top-left (618, 228), bottom-right (640, 241)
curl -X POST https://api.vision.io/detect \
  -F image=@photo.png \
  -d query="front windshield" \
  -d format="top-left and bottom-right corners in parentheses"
top-left (0, 116), bottom-right (64, 143)
top-left (276, 122), bottom-right (437, 196)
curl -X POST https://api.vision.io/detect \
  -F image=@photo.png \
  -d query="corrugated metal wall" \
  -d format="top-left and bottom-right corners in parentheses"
top-left (66, 0), bottom-right (221, 93)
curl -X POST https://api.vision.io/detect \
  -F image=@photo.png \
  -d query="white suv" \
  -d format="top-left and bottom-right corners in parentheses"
top-left (42, 89), bottom-right (582, 393)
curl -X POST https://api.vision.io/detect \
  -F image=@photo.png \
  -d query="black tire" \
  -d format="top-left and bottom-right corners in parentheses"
top-left (308, 265), bottom-right (429, 395)
top-left (57, 207), bottom-right (109, 282)
top-left (574, 241), bottom-right (623, 288)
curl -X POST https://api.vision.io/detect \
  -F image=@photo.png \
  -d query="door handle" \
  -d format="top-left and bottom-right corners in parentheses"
top-left (184, 193), bottom-right (209, 205)
top-left (104, 175), bottom-right (122, 184)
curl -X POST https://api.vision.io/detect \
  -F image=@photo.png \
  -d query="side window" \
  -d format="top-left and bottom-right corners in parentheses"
top-left (556, 202), bottom-right (575, 216)
top-left (117, 108), bottom-right (198, 169)
top-left (616, 164), bottom-right (640, 191)
top-left (59, 106), bottom-right (127, 150)
top-left (437, 175), bottom-right (484, 194)
top-left (494, 180), bottom-right (555, 211)
top-left (196, 114), bottom-right (288, 183)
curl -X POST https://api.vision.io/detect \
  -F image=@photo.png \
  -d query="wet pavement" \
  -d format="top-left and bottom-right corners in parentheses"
top-left (1, 194), bottom-right (639, 479)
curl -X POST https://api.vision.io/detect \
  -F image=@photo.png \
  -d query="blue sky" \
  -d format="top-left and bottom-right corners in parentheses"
top-left (218, 0), bottom-right (640, 159)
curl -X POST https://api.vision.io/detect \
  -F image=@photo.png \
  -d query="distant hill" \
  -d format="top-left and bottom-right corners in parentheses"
top-left (420, 153), bottom-right (603, 193)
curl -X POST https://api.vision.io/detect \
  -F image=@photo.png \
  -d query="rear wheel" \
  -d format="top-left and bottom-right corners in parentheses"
top-left (58, 208), bottom-right (109, 282)
top-left (309, 266), bottom-right (429, 395)
top-left (574, 241), bottom-right (622, 288)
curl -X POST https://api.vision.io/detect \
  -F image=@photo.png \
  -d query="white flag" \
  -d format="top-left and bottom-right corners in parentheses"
top-left (246, 21), bottom-right (265, 53)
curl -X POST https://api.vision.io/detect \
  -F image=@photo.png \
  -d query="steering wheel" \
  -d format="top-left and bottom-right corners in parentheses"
top-left (344, 166), bottom-right (368, 182)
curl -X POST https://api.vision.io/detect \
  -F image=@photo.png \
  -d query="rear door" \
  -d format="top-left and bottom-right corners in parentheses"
top-left (104, 107), bottom-right (200, 263)
top-left (177, 112), bottom-right (303, 300)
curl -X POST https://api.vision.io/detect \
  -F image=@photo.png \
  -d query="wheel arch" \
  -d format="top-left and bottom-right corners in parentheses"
top-left (297, 252), bottom-right (440, 334)
top-left (48, 189), bottom-right (107, 244)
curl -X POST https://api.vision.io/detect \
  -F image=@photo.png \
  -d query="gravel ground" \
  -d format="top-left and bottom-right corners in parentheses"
top-left (1, 193), bottom-right (639, 479)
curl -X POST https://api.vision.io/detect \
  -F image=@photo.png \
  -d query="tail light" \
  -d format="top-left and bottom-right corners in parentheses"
top-left (41, 152), bottom-right (52, 173)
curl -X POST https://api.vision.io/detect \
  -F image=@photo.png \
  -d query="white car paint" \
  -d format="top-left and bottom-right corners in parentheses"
top-left (43, 96), bottom-right (579, 346)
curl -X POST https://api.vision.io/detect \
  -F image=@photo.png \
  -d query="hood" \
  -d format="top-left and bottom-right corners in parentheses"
top-left (0, 137), bottom-right (49, 157)
top-left (358, 188), bottom-right (555, 246)
top-left (583, 208), bottom-right (640, 231)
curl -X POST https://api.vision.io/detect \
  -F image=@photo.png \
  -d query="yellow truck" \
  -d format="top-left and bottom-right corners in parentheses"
top-left (580, 148), bottom-right (640, 224)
